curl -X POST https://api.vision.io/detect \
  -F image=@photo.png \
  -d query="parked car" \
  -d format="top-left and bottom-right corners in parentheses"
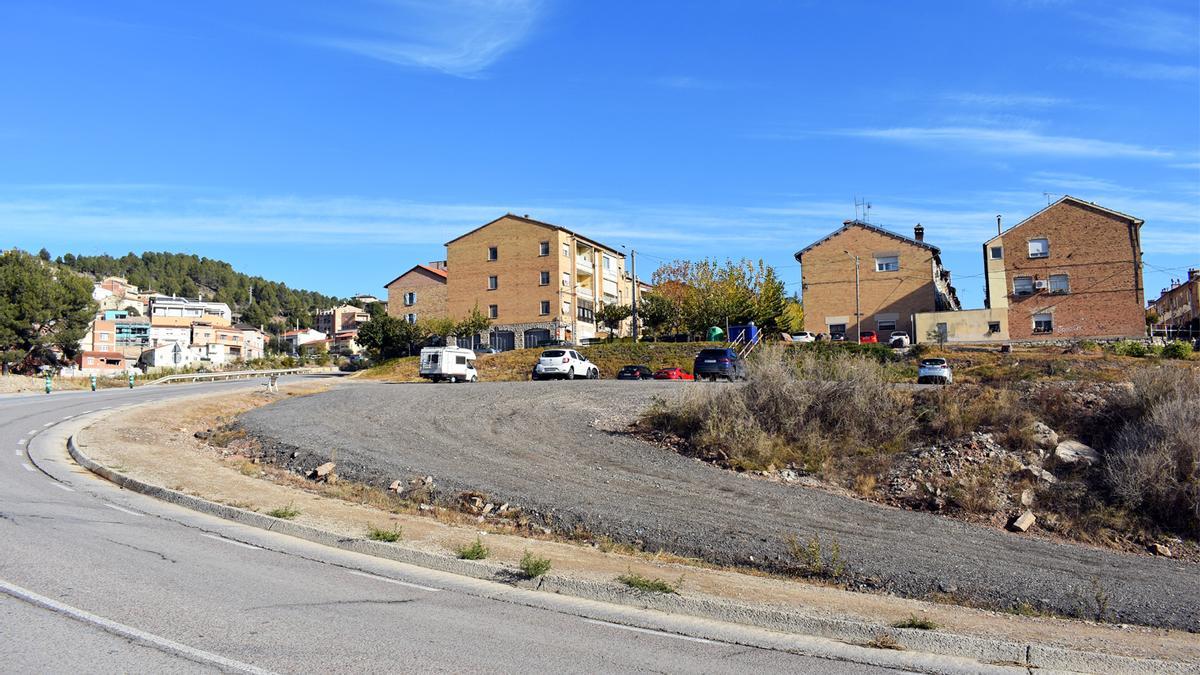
top-left (537, 338), bottom-right (574, 348)
top-left (532, 349), bottom-right (599, 380)
top-left (653, 367), bottom-right (694, 380)
top-left (616, 365), bottom-right (654, 380)
top-left (473, 346), bottom-right (501, 354)
top-left (859, 330), bottom-right (878, 344)
top-left (889, 331), bottom-right (911, 348)
top-left (917, 358), bottom-right (953, 384)
top-left (419, 346), bottom-right (479, 383)
top-left (829, 333), bottom-right (847, 342)
top-left (692, 348), bottom-right (746, 381)
top-left (790, 332), bottom-right (816, 343)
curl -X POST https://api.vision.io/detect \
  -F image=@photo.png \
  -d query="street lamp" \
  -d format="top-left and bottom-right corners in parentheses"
top-left (843, 251), bottom-right (861, 343)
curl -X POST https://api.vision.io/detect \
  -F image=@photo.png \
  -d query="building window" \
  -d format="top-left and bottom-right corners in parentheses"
top-left (406, 313), bottom-right (416, 324)
top-left (876, 319), bottom-right (896, 332)
top-left (1014, 276), bottom-right (1034, 296)
top-left (1049, 274), bottom-right (1069, 294)
top-left (487, 275), bottom-right (498, 290)
top-left (987, 321), bottom-right (1001, 333)
top-left (1027, 238), bottom-right (1049, 258)
top-left (562, 243), bottom-right (570, 257)
top-left (1033, 313), bottom-right (1053, 333)
top-left (488, 304), bottom-right (498, 319)
top-left (577, 299), bottom-right (594, 323)
top-left (404, 291), bottom-right (416, 306)
top-left (539, 271), bottom-right (550, 286)
top-left (539, 301), bottom-right (550, 316)
top-left (562, 272), bottom-right (571, 287)
top-left (562, 300), bottom-right (572, 315)
top-left (487, 246), bottom-right (498, 261)
top-left (539, 241), bottom-right (550, 256)
top-left (828, 323), bottom-right (846, 336)
top-left (874, 255), bottom-right (899, 272)
top-left (990, 246), bottom-right (1003, 260)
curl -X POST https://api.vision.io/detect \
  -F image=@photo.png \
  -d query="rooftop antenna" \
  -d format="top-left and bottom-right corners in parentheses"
top-left (854, 197), bottom-right (872, 222)
top-left (1043, 192), bottom-right (1058, 205)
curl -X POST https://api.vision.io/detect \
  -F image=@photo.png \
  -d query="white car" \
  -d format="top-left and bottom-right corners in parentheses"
top-left (791, 332), bottom-right (816, 343)
top-left (889, 331), bottom-right (911, 348)
top-left (917, 358), bottom-right (953, 385)
top-left (533, 349), bottom-right (599, 380)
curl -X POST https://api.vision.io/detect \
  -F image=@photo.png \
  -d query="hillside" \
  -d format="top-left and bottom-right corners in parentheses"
top-left (56, 251), bottom-right (340, 329)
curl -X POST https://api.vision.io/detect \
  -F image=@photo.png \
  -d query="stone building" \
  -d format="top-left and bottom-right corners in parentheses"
top-left (795, 220), bottom-right (959, 340)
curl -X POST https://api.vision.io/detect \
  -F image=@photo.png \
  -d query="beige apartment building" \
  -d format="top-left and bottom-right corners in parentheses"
top-left (385, 263), bottom-right (448, 324)
top-left (443, 214), bottom-right (635, 350)
top-left (1150, 268), bottom-right (1199, 339)
top-left (316, 304), bottom-right (371, 334)
top-left (796, 220), bottom-right (960, 339)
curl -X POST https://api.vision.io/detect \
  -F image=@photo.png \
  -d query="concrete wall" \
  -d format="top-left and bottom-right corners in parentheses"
top-left (914, 308), bottom-right (1008, 344)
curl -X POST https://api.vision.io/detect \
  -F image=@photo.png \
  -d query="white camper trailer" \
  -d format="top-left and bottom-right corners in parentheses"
top-left (418, 346), bottom-right (479, 383)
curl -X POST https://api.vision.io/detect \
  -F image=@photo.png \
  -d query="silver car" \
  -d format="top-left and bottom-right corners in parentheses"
top-left (917, 358), bottom-right (953, 384)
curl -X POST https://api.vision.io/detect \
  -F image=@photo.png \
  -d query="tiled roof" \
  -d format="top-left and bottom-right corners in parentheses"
top-left (794, 220), bottom-right (940, 260)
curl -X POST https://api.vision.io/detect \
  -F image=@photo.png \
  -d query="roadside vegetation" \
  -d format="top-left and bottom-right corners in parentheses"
top-left (642, 345), bottom-right (1199, 552)
top-left (366, 524), bottom-right (403, 542)
top-left (519, 550), bottom-right (552, 578)
top-left (456, 538), bottom-right (490, 560)
top-left (616, 570), bottom-right (683, 594)
top-left (266, 504), bottom-right (300, 520)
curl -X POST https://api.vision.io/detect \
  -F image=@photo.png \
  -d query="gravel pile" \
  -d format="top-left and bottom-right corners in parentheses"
top-left (240, 380), bottom-right (1198, 630)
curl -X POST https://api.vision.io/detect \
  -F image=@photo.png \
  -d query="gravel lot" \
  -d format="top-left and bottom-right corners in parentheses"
top-left (241, 381), bottom-right (1198, 631)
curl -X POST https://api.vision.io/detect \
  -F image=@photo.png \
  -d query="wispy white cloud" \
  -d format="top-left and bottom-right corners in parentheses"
top-left (941, 92), bottom-right (1070, 108)
top-left (840, 126), bottom-right (1172, 159)
top-left (1075, 6), bottom-right (1200, 55)
top-left (306, 0), bottom-right (544, 77)
top-left (1073, 58), bottom-right (1200, 82)
top-left (1024, 171), bottom-right (1134, 194)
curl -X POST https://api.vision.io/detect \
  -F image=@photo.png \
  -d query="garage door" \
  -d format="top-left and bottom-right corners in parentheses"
top-left (490, 331), bottom-right (515, 352)
top-left (523, 329), bottom-right (550, 349)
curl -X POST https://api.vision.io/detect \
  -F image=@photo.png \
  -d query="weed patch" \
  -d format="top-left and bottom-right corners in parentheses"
top-left (456, 538), bottom-right (490, 560)
top-left (519, 550), bottom-right (552, 578)
top-left (266, 504), bottom-right (300, 520)
top-left (616, 570), bottom-right (682, 593)
top-left (892, 615), bottom-right (938, 630)
top-left (366, 524), bottom-right (403, 542)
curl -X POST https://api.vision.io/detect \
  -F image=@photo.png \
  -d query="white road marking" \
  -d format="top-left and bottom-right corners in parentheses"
top-left (104, 503), bottom-right (143, 517)
top-left (14, 448), bottom-right (23, 457)
top-left (199, 533), bottom-right (262, 550)
top-left (82, 410), bottom-right (93, 414)
top-left (17, 438), bottom-right (26, 445)
top-left (51, 483), bottom-right (74, 492)
top-left (582, 618), bottom-right (717, 644)
top-left (61, 415), bottom-right (73, 420)
top-left (345, 570), bottom-right (441, 592)
top-left (28, 430), bottom-right (38, 435)
top-left (22, 463), bottom-right (36, 472)
top-left (42, 422), bottom-right (53, 427)
top-left (0, 578), bottom-right (277, 675)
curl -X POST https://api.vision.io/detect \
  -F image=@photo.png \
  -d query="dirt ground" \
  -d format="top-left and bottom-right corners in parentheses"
top-left (79, 384), bottom-right (1199, 664)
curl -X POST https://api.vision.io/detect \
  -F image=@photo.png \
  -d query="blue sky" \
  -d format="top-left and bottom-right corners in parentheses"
top-left (2, 0), bottom-right (1197, 307)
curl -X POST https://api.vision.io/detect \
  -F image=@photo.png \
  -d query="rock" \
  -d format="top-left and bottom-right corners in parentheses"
top-left (482, 503), bottom-right (495, 514)
top-left (1054, 440), bottom-right (1099, 466)
top-left (1009, 510), bottom-right (1036, 532)
top-left (1150, 543), bottom-right (1172, 557)
top-left (1022, 465), bottom-right (1057, 484)
top-left (1030, 422), bottom-right (1059, 450)
top-left (1020, 489), bottom-right (1035, 507)
top-left (938, 581), bottom-right (958, 594)
top-left (388, 480), bottom-right (402, 493)
top-left (498, 503), bottom-right (509, 513)
top-left (307, 461), bottom-right (335, 481)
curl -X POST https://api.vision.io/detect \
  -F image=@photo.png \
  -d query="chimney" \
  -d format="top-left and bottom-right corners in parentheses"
top-left (1189, 268), bottom-right (1199, 281)
top-left (913, 223), bottom-right (924, 242)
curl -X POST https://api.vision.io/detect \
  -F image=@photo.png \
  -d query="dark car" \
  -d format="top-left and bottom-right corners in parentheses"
top-left (692, 348), bottom-right (746, 382)
top-left (616, 365), bottom-right (653, 380)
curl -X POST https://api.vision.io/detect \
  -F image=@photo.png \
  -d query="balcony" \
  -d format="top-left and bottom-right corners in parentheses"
top-left (576, 257), bottom-right (594, 274)
top-left (575, 285), bottom-right (593, 298)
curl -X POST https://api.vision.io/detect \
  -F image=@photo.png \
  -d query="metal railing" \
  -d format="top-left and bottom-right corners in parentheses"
top-left (146, 368), bottom-right (307, 385)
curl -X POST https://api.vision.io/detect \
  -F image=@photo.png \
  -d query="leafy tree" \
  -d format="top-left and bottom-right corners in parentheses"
top-left (780, 299), bottom-right (805, 333)
top-left (637, 292), bottom-right (675, 337)
top-left (357, 314), bottom-right (422, 360)
top-left (419, 317), bottom-right (458, 341)
top-left (651, 258), bottom-right (788, 337)
top-left (597, 303), bottom-right (632, 340)
top-left (0, 250), bottom-right (96, 372)
top-left (752, 264), bottom-right (787, 331)
top-left (454, 305), bottom-right (491, 343)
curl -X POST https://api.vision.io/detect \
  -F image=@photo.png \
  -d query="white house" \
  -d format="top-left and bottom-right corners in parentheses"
top-left (282, 328), bottom-right (327, 353)
top-left (140, 342), bottom-right (204, 369)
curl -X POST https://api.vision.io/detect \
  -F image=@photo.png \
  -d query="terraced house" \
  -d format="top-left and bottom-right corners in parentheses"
top-left (443, 214), bottom-right (637, 350)
top-left (384, 262), bottom-right (448, 324)
top-left (795, 220), bottom-right (960, 340)
top-left (915, 196), bottom-right (1145, 343)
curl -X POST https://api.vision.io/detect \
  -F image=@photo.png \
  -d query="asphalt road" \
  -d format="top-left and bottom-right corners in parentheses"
top-left (241, 380), bottom-right (1200, 631)
top-left (0, 378), bottom-right (912, 674)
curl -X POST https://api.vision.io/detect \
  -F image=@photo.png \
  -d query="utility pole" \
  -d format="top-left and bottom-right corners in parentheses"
top-left (630, 249), bottom-right (639, 342)
top-left (844, 251), bottom-right (861, 343)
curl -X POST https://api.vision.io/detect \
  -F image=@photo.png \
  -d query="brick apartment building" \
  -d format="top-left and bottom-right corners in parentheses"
top-left (444, 214), bottom-right (635, 350)
top-left (981, 196), bottom-right (1144, 341)
top-left (385, 263), bottom-right (448, 324)
top-left (795, 220), bottom-right (960, 339)
top-left (315, 304), bottom-right (371, 334)
top-left (1149, 268), bottom-right (1199, 339)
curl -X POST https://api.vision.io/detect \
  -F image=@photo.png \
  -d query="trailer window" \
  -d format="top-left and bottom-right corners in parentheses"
top-left (430, 354), bottom-right (439, 364)
top-left (456, 355), bottom-right (466, 365)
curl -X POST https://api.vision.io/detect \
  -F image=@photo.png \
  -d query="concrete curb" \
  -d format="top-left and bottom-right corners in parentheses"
top-left (68, 434), bottom-right (1192, 675)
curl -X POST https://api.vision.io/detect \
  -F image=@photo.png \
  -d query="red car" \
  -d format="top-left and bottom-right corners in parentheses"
top-left (653, 367), bottom-right (694, 380)
top-left (859, 330), bottom-right (878, 343)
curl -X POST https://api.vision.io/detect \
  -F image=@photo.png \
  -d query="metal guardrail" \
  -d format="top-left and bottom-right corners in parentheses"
top-left (145, 368), bottom-right (307, 385)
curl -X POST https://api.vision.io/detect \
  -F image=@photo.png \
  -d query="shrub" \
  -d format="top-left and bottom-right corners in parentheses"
top-left (1162, 340), bottom-right (1194, 360)
top-left (915, 386), bottom-right (1034, 450)
top-left (1110, 340), bottom-right (1147, 357)
top-left (1104, 369), bottom-right (1200, 536)
top-left (892, 615), bottom-right (938, 630)
top-left (366, 524), bottom-right (403, 542)
top-left (617, 571), bottom-right (682, 593)
top-left (1077, 340), bottom-right (1101, 352)
top-left (266, 504), bottom-right (299, 520)
top-left (908, 343), bottom-right (929, 359)
top-left (456, 538), bottom-right (490, 560)
top-left (519, 550), bottom-right (551, 578)
top-left (644, 347), bottom-right (913, 471)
